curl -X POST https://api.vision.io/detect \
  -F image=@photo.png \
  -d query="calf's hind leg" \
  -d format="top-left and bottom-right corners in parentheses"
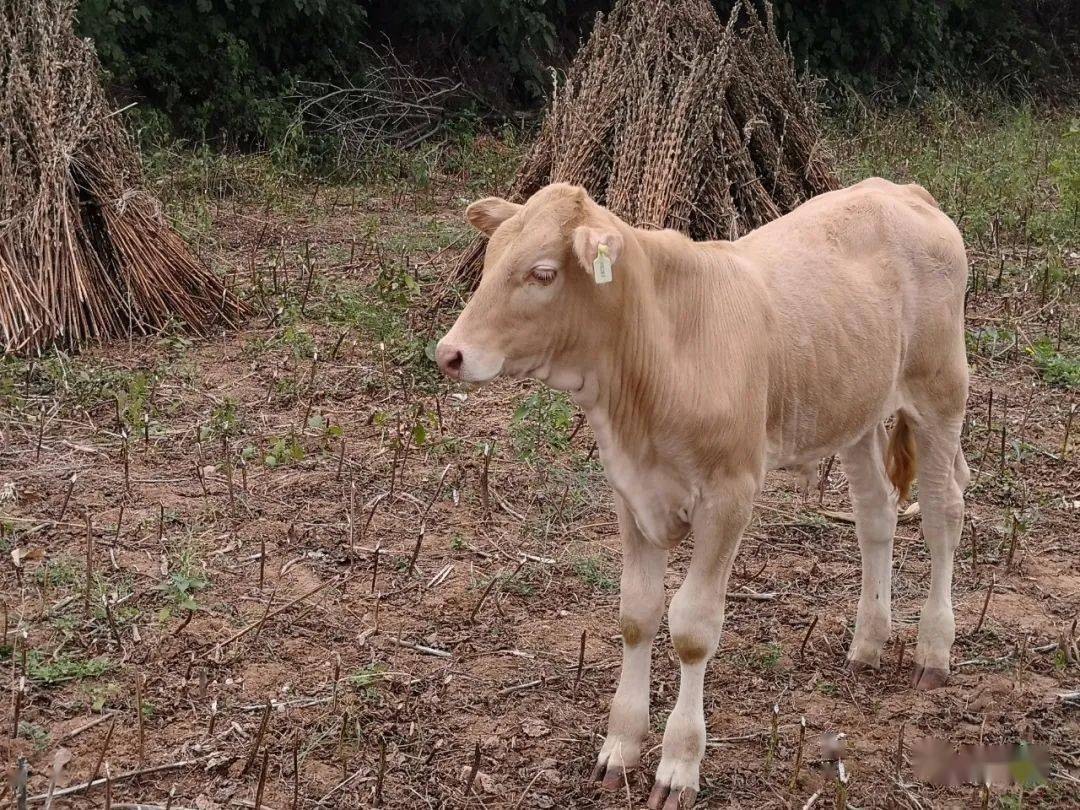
top-left (841, 423), bottom-right (899, 670)
top-left (910, 413), bottom-right (966, 689)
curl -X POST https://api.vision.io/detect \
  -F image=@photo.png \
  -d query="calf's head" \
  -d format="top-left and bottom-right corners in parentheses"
top-left (436, 184), bottom-right (626, 386)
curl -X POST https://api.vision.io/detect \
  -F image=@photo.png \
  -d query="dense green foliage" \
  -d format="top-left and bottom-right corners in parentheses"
top-left (771, 0), bottom-right (1076, 95)
top-left (77, 0), bottom-right (1076, 145)
top-left (77, 0), bottom-right (368, 144)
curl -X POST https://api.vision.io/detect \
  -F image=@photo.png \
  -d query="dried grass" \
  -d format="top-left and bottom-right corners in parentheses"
top-left (450, 0), bottom-right (839, 287)
top-left (0, 0), bottom-right (246, 354)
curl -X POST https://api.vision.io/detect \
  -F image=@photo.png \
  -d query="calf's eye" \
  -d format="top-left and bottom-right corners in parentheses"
top-left (529, 266), bottom-right (557, 285)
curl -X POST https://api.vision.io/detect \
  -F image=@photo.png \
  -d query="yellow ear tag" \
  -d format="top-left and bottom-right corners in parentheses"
top-left (592, 243), bottom-right (613, 285)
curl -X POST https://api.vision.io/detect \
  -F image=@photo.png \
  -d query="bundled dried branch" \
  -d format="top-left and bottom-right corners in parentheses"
top-left (291, 45), bottom-right (459, 175)
top-left (0, 0), bottom-right (246, 354)
top-left (449, 0), bottom-right (839, 288)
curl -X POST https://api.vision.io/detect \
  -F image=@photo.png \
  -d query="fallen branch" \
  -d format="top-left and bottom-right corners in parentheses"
top-left (28, 758), bottom-right (205, 803)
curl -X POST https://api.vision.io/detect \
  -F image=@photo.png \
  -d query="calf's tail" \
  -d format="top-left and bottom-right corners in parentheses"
top-left (885, 411), bottom-right (916, 501)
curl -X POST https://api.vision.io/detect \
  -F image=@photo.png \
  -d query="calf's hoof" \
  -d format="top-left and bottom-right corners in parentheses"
top-left (911, 664), bottom-right (949, 690)
top-left (647, 782), bottom-right (697, 810)
top-left (648, 757), bottom-right (699, 810)
top-left (589, 757), bottom-right (628, 792)
top-left (846, 656), bottom-right (879, 676)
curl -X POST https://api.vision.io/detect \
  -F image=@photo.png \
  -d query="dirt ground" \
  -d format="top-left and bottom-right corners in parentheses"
top-left (2, 125), bottom-right (1079, 809)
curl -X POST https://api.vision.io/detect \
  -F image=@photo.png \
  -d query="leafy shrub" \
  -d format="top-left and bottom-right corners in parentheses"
top-left (76, 0), bottom-right (1077, 147)
top-left (77, 0), bottom-right (369, 144)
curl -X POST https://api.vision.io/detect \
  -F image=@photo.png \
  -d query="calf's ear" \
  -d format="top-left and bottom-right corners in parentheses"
top-left (465, 197), bottom-right (521, 235)
top-left (572, 225), bottom-right (623, 270)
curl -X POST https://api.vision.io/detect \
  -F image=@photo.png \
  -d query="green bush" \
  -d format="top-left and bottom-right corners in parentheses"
top-left (77, 0), bottom-right (369, 144)
top-left (769, 0), bottom-right (1077, 96)
top-left (76, 0), bottom-right (1076, 147)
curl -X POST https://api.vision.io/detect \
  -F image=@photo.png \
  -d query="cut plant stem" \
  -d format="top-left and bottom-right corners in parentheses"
top-left (84, 510), bottom-right (94, 616)
top-left (57, 472), bottom-right (76, 521)
top-left (338, 709), bottom-right (350, 777)
top-left (1062, 403), bottom-right (1075, 456)
top-left (12, 676), bottom-right (23, 737)
top-left (799, 615), bottom-right (819, 660)
top-left (113, 501), bottom-right (124, 542)
top-left (479, 441), bottom-right (494, 520)
top-left (91, 716), bottom-right (116, 784)
top-left (243, 701), bottom-right (272, 775)
top-left (259, 536), bottom-right (266, 590)
top-left (895, 724), bottom-right (905, 781)
top-left (463, 740), bottom-right (481, 795)
top-left (135, 672), bottom-right (146, 763)
top-left (406, 525), bottom-right (425, 577)
top-left (332, 654), bottom-right (340, 713)
top-left (374, 738), bottom-right (386, 808)
top-left (766, 702), bottom-right (779, 773)
top-left (975, 575), bottom-right (996, 634)
top-left (574, 629), bottom-right (587, 693)
top-left (254, 748), bottom-right (269, 810)
top-left (789, 716), bottom-right (807, 791)
top-left (292, 737), bottom-right (300, 810)
top-left (1006, 514), bottom-right (1020, 569)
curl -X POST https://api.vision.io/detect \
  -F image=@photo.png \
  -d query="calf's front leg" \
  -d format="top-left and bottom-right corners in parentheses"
top-left (648, 474), bottom-right (756, 810)
top-left (591, 496), bottom-right (668, 790)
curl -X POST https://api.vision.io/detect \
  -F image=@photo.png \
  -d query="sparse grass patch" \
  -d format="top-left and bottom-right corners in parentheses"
top-left (511, 389), bottom-right (576, 460)
top-left (833, 94), bottom-right (1078, 247)
top-left (349, 663), bottom-right (389, 701)
top-left (570, 556), bottom-right (619, 592)
top-left (1, 648), bottom-right (114, 686)
top-left (1029, 338), bottom-right (1080, 389)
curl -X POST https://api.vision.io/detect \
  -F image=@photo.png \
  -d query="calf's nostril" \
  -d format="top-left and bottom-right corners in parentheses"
top-left (435, 343), bottom-right (464, 377)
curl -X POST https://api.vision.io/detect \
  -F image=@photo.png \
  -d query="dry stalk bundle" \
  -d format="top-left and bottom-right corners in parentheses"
top-left (450, 0), bottom-right (839, 288)
top-left (0, 0), bottom-right (246, 354)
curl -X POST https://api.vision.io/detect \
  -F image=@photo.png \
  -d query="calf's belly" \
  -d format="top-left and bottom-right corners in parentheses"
top-left (766, 386), bottom-right (903, 470)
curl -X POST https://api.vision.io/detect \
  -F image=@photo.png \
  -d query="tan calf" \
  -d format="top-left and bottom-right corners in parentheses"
top-left (436, 179), bottom-right (969, 808)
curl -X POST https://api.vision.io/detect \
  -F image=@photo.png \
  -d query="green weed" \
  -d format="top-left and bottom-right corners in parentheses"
top-left (1029, 338), bottom-right (1080, 388)
top-left (8, 650), bottom-right (114, 685)
top-left (571, 556), bottom-right (619, 592)
top-left (511, 390), bottom-right (576, 459)
top-left (264, 434), bottom-right (306, 467)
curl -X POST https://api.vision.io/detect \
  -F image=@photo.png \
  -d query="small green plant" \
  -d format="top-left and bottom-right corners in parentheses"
top-left (966, 325), bottom-right (1015, 358)
top-left (87, 682), bottom-right (122, 713)
top-left (817, 680), bottom-right (839, 696)
top-left (201, 398), bottom-right (241, 441)
top-left (751, 643), bottom-right (783, 672)
top-left (511, 390), bottom-right (575, 459)
top-left (17, 721), bottom-right (50, 750)
top-left (34, 557), bottom-right (80, 588)
top-left (474, 571), bottom-right (534, 598)
top-left (572, 556), bottom-right (619, 592)
top-left (157, 538), bottom-right (211, 615)
top-left (9, 650), bottom-right (114, 686)
top-left (264, 435), bottom-right (306, 467)
top-left (158, 571), bottom-right (211, 611)
top-left (349, 663), bottom-right (388, 701)
top-left (1029, 338), bottom-right (1080, 389)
